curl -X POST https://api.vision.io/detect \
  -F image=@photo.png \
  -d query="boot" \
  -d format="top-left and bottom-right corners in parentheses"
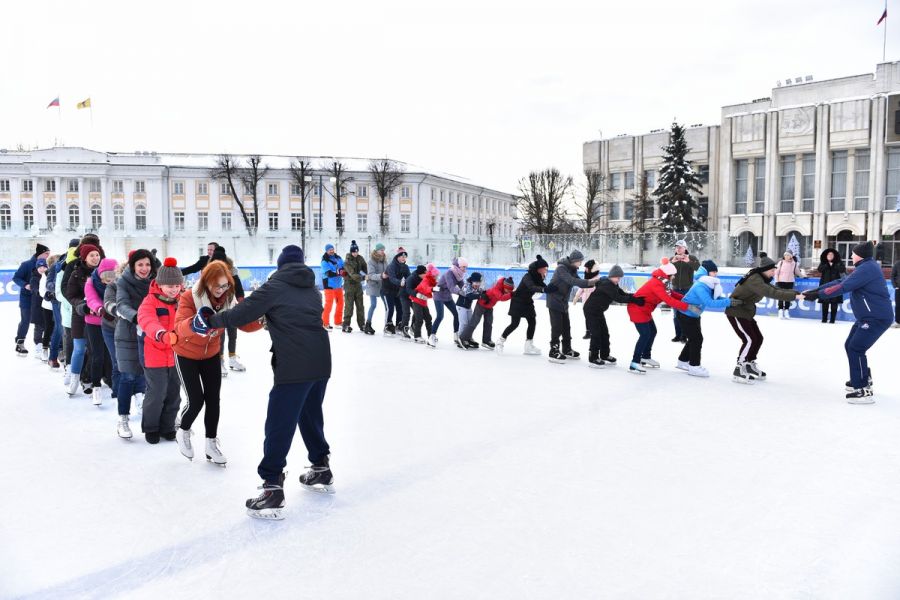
top-left (399, 326), bottom-right (412, 341)
top-left (495, 337), bottom-right (505, 354)
top-left (744, 360), bottom-right (766, 381)
top-left (846, 388), bottom-right (875, 404)
top-left (384, 323), bottom-right (396, 337)
top-left (341, 323), bottom-right (353, 333)
top-left (299, 456), bottom-right (334, 494)
top-left (33, 343), bottom-right (44, 360)
top-left (687, 365), bottom-right (710, 378)
top-left (732, 362), bottom-right (755, 385)
top-left (676, 360), bottom-right (690, 371)
top-left (364, 322), bottom-right (376, 335)
top-left (548, 343), bottom-right (566, 364)
top-left (629, 361), bottom-right (646, 374)
top-left (49, 359), bottom-right (60, 369)
top-left (563, 348), bottom-right (580, 360)
top-left (427, 334), bottom-right (438, 348)
top-left (588, 354), bottom-right (605, 369)
top-left (601, 355), bottom-right (617, 364)
top-left (454, 333), bottom-right (464, 349)
top-left (66, 377), bottom-right (80, 396)
top-left (462, 339), bottom-right (480, 350)
top-left (117, 415), bottom-right (133, 439)
top-left (176, 428), bottom-right (194, 460)
top-left (228, 355), bottom-right (246, 372)
top-left (640, 358), bottom-right (660, 368)
top-left (246, 473), bottom-right (286, 520)
top-left (205, 437), bottom-right (227, 466)
top-left (41, 346), bottom-right (50, 361)
top-left (481, 341), bottom-right (496, 350)
top-left (92, 388), bottom-right (102, 407)
top-left (220, 357), bottom-right (228, 378)
top-left (523, 340), bottom-right (542, 355)
top-left (15, 341), bottom-right (28, 357)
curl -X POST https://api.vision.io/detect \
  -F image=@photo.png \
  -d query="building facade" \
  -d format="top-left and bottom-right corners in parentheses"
top-left (583, 60), bottom-right (900, 267)
top-left (0, 148), bottom-right (518, 266)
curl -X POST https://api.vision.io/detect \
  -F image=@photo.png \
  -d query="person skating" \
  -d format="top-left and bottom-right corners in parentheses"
top-left (194, 245), bottom-right (333, 519)
top-left (209, 246), bottom-right (246, 374)
top-left (573, 259), bottom-right (601, 339)
top-left (29, 258), bottom-right (48, 360)
top-left (173, 260), bottom-right (264, 464)
top-left (459, 276), bottom-right (514, 349)
top-left (84, 258), bottom-right (120, 407)
top-left (546, 249), bottom-right (599, 363)
top-left (401, 265), bottom-right (426, 340)
top-left (364, 243), bottom-right (387, 335)
top-left (583, 265), bottom-right (644, 368)
top-left (455, 272), bottom-right (483, 347)
top-left (64, 244), bottom-right (104, 399)
top-left (801, 241), bottom-right (893, 403)
top-left (816, 248), bottom-right (846, 324)
top-left (774, 250), bottom-right (802, 319)
top-left (674, 260), bottom-right (742, 377)
top-left (892, 258), bottom-right (900, 328)
top-left (320, 243), bottom-right (345, 330)
top-left (13, 243), bottom-right (50, 356)
top-left (341, 240), bottom-right (367, 333)
top-left (137, 258), bottom-right (184, 444)
top-left (180, 242), bottom-right (219, 276)
top-left (627, 259), bottom-right (697, 374)
top-left (382, 247), bottom-right (410, 336)
top-left (411, 264), bottom-right (440, 346)
top-left (670, 240), bottom-right (700, 342)
top-left (497, 255), bottom-right (555, 355)
top-left (40, 255), bottom-right (63, 368)
top-left (432, 257), bottom-right (467, 346)
top-left (725, 256), bottom-right (804, 384)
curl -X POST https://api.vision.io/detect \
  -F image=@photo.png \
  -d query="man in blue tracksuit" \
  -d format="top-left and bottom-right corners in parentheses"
top-left (803, 241), bottom-right (893, 404)
top-left (13, 243), bottom-right (50, 355)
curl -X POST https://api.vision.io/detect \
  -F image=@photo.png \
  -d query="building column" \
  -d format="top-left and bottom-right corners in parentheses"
top-left (764, 112), bottom-right (779, 256)
top-left (79, 176), bottom-right (88, 234)
top-left (870, 96), bottom-right (887, 238)
top-left (813, 104), bottom-right (830, 244)
top-left (718, 119), bottom-right (734, 237)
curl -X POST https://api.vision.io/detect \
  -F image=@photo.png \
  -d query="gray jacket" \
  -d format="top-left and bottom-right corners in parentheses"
top-left (101, 280), bottom-right (118, 332)
top-left (114, 268), bottom-right (151, 375)
top-left (546, 258), bottom-right (594, 312)
top-left (366, 251), bottom-right (387, 296)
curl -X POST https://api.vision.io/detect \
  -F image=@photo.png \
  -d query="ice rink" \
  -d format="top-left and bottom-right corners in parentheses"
top-left (2, 298), bottom-right (900, 599)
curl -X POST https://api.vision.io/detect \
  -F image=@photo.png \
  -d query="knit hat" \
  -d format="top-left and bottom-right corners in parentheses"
top-left (81, 233), bottom-right (100, 246)
top-left (97, 258), bottom-right (118, 275)
top-left (68, 238), bottom-right (80, 248)
top-left (701, 259), bottom-right (718, 274)
top-left (325, 243), bottom-right (335, 252)
top-left (584, 259), bottom-right (596, 272)
top-left (36, 258), bottom-right (48, 269)
top-left (426, 263), bottom-right (439, 277)
top-left (608, 265), bottom-right (624, 278)
top-left (374, 243), bottom-right (385, 252)
top-left (394, 247), bottom-right (408, 258)
top-left (156, 257), bottom-right (184, 286)
top-left (414, 265), bottom-right (427, 276)
top-left (782, 250), bottom-right (794, 258)
top-left (568, 249), bottom-right (584, 263)
top-left (79, 244), bottom-right (100, 261)
top-left (531, 254), bottom-right (549, 270)
top-left (675, 239), bottom-right (688, 250)
top-left (758, 256), bottom-right (777, 270)
top-left (128, 249), bottom-right (154, 273)
top-left (350, 240), bottom-right (359, 253)
top-left (468, 272), bottom-right (483, 283)
top-left (852, 241), bottom-right (874, 260)
top-left (211, 246), bottom-right (228, 263)
top-left (453, 257), bottom-right (469, 269)
top-left (35, 243), bottom-right (49, 256)
top-left (277, 245), bottom-right (305, 269)
top-left (660, 262), bottom-right (677, 277)
top-left (503, 276), bottom-right (515, 290)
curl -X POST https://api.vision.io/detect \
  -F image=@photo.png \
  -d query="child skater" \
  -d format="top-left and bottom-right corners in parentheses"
top-left (583, 265), bottom-right (644, 368)
top-left (496, 255), bottom-right (555, 355)
top-left (411, 263), bottom-right (439, 346)
top-left (459, 276), bottom-right (514, 350)
top-left (573, 259), bottom-right (601, 339)
top-left (455, 272), bottom-right (483, 348)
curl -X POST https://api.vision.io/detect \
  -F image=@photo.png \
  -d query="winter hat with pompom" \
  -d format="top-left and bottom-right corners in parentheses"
top-left (350, 240), bottom-right (359, 253)
top-left (502, 276), bottom-right (515, 291)
top-left (468, 272), bottom-right (483, 283)
top-left (660, 261), bottom-right (677, 277)
top-left (531, 254), bottom-right (549, 270)
top-left (155, 257), bottom-right (184, 286)
top-left (426, 263), bottom-right (439, 278)
top-left (97, 258), bottom-right (118, 275)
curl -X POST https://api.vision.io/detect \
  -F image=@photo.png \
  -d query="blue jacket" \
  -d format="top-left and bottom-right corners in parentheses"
top-left (817, 257), bottom-right (892, 322)
top-left (13, 256), bottom-right (37, 308)
top-left (677, 276), bottom-right (732, 318)
top-left (320, 253), bottom-right (345, 290)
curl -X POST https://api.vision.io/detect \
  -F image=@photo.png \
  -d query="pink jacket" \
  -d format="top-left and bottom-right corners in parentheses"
top-left (83, 278), bottom-right (104, 326)
top-left (775, 259), bottom-right (801, 283)
top-left (574, 273), bottom-right (601, 303)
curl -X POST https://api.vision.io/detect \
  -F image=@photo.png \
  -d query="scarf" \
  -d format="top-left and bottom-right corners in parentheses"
top-left (91, 269), bottom-right (107, 298)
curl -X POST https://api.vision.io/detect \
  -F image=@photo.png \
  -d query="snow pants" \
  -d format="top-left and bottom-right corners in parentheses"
top-left (342, 286), bottom-right (365, 329)
top-left (727, 315), bottom-right (763, 363)
top-left (845, 319), bottom-right (891, 390)
top-left (142, 365), bottom-right (181, 435)
top-left (322, 288), bottom-right (344, 327)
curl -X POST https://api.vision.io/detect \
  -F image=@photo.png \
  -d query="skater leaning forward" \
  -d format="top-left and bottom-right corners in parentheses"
top-left (497, 255), bottom-right (555, 356)
top-left (545, 249), bottom-right (600, 362)
top-left (582, 264), bottom-right (644, 368)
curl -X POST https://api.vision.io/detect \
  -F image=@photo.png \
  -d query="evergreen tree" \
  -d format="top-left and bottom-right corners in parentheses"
top-left (652, 122), bottom-right (704, 237)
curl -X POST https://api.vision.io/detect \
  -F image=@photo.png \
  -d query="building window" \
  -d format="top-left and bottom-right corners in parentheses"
top-left (90, 204), bottom-right (102, 229)
top-left (644, 170), bottom-right (656, 191)
top-left (46, 204), bottom-right (57, 229)
top-left (197, 211), bottom-right (208, 231)
top-left (23, 204), bottom-right (34, 229)
top-left (697, 165), bottom-right (710, 185)
top-left (197, 182), bottom-right (208, 196)
top-left (734, 159), bottom-right (748, 214)
top-left (134, 204), bottom-right (146, 230)
top-left (243, 182), bottom-right (254, 195)
top-left (357, 213), bottom-right (367, 232)
top-left (22, 180), bottom-right (33, 193)
top-left (221, 212), bottom-right (232, 231)
top-left (449, 217), bottom-right (454, 233)
top-left (312, 183), bottom-right (320, 198)
top-left (135, 180), bottom-right (145, 194)
top-left (624, 200), bottom-right (634, 220)
top-left (267, 183), bottom-right (279, 196)
top-left (440, 217), bottom-right (445, 234)
top-left (609, 172), bottom-right (620, 190)
top-left (67, 179), bottom-right (79, 193)
top-left (356, 184), bottom-right (368, 198)
top-left (779, 156), bottom-right (795, 213)
top-left (609, 201), bottom-right (620, 221)
top-left (290, 183), bottom-right (302, 196)
top-left (173, 181), bottom-right (184, 196)
top-left (401, 186), bottom-right (411, 199)
top-left (801, 154), bottom-right (815, 212)
top-left (401, 214), bottom-right (411, 233)
top-left (247, 212), bottom-right (257, 228)
top-left (174, 211), bottom-right (185, 230)
top-left (220, 182), bottom-right (231, 196)
top-left (113, 205), bottom-right (125, 230)
top-left (830, 150), bottom-right (848, 211)
top-left (291, 213), bottom-right (303, 231)
top-left (89, 179), bottom-right (101, 193)
top-left (45, 180), bottom-right (56, 193)
top-left (887, 147), bottom-right (900, 212)
top-left (0, 204), bottom-right (10, 230)
top-left (624, 171), bottom-right (635, 189)
top-left (853, 149), bottom-right (870, 210)
top-left (753, 158), bottom-right (766, 213)
top-left (431, 215), bottom-right (436, 232)
top-left (68, 205), bottom-right (80, 229)
top-left (113, 180), bottom-right (124, 194)
top-left (268, 212), bottom-right (279, 231)
top-left (313, 212), bottom-right (323, 231)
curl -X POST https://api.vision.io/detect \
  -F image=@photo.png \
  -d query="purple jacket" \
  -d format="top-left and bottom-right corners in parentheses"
top-left (433, 266), bottom-right (465, 302)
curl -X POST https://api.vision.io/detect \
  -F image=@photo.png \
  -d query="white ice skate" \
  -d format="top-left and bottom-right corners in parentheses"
top-left (687, 365), bottom-right (710, 378)
top-left (426, 334), bottom-right (438, 348)
top-left (228, 355), bottom-right (246, 372)
top-left (132, 392), bottom-right (144, 413)
top-left (41, 347), bottom-right (49, 362)
top-left (220, 358), bottom-right (228, 378)
top-left (117, 415), bottom-right (133, 439)
top-left (523, 340), bottom-right (542, 355)
top-left (65, 377), bottom-right (80, 396)
top-left (205, 438), bottom-right (227, 466)
top-left (495, 337), bottom-right (505, 354)
top-left (33, 344), bottom-right (44, 360)
top-left (92, 388), bottom-right (102, 406)
top-left (676, 360), bottom-right (690, 371)
top-left (640, 358), bottom-right (660, 369)
top-left (176, 428), bottom-right (194, 460)
top-left (63, 369), bottom-right (71, 387)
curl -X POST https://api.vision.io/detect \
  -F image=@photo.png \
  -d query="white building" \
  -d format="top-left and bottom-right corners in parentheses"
top-left (0, 148), bottom-right (518, 266)
top-left (584, 60), bottom-right (900, 267)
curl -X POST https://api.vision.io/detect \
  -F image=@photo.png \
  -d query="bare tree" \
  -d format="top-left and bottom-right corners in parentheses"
top-left (289, 157), bottom-right (316, 251)
top-left (240, 155), bottom-right (269, 233)
top-left (321, 160), bottom-right (354, 236)
top-left (515, 168), bottom-right (573, 234)
top-left (574, 170), bottom-right (606, 234)
top-left (210, 155), bottom-right (253, 235)
top-left (368, 159), bottom-right (405, 234)
top-left (628, 173), bottom-right (657, 266)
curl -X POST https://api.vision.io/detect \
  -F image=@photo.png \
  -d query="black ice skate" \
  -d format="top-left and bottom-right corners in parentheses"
top-left (462, 339), bottom-right (480, 350)
top-left (732, 362), bottom-right (755, 385)
top-left (246, 474), bottom-right (286, 520)
top-left (399, 326), bottom-right (412, 341)
top-left (481, 341), bottom-right (496, 350)
top-left (588, 355), bottom-right (605, 369)
top-left (563, 349), bottom-right (581, 360)
top-left (341, 324), bottom-right (353, 333)
top-left (299, 459), bottom-right (334, 494)
top-left (846, 388), bottom-right (875, 404)
top-left (744, 361), bottom-right (766, 381)
top-left (845, 370), bottom-right (873, 392)
top-left (601, 355), bottom-right (617, 365)
top-left (14, 341), bottom-right (28, 357)
top-left (548, 344), bottom-right (567, 364)
top-left (384, 323), bottom-right (396, 337)
top-left (364, 322), bottom-right (376, 335)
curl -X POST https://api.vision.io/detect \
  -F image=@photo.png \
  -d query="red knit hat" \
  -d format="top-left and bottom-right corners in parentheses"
top-left (79, 244), bottom-right (100, 261)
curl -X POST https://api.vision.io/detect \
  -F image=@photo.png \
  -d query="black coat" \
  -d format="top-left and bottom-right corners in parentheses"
top-left (405, 271), bottom-right (422, 300)
top-left (209, 263), bottom-right (331, 384)
top-left (817, 248), bottom-right (846, 304)
top-left (180, 255), bottom-right (210, 276)
top-left (383, 257), bottom-right (410, 297)
top-left (583, 278), bottom-right (640, 319)
top-left (508, 268), bottom-right (547, 319)
top-left (29, 270), bottom-right (44, 325)
top-left (64, 262), bottom-right (94, 338)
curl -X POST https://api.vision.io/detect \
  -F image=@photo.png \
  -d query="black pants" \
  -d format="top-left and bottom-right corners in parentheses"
top-left (176, 355), bottom-right (223, 438)
top-left (548, 309), bottom-right (572, 351)
top-left (411, 303), bottom-right (433, 338)
top-left (894, 289), bottom-right (899, 324)
top-left (460, 304), bottom-right (493, 343)
top-left (85, 324), bottom-right (107, 387)
top-left (399, 295), bottom-right (412, 328)
top-left (385, 295), bottom-right (400, 326)
top-left (821, 301), bottom-right (839, 323)
top-left (676, 312), bottom-right (703, 366)
top-left (727, 315), bottom-right (763, 363)
top-left (776, 282), bottom-right (794, 310)
top-left (41, 308), bottom-right (54, 347)
top-left (502, 314), bottom-right (536, 341)
top-left (587, 311), bottom-right (611, 359)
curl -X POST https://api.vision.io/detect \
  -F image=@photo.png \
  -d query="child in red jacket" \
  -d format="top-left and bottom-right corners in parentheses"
top-left (411, 263), bottom-right (439, 347)
top-left (137, 258), bottom-right (184, 444)
top-left (627, 259), bottom-right (698, 374)
top-left (459, 276), bottom-right (514, 350)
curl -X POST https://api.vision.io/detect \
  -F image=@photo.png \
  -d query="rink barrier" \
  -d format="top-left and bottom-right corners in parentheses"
top-left (0, 266), bottom-right (893, 322)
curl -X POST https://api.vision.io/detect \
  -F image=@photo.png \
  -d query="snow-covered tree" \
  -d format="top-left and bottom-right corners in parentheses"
top-left (787, 233), bottom-right (801, 259)
top-left (744, 245), bottom-right (755, 266)
top-left (652, 122), bottom-right (704, 238)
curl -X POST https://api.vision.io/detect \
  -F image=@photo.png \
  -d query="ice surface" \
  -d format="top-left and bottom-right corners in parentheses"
top-left (2, 301), bottom-right (900, 599)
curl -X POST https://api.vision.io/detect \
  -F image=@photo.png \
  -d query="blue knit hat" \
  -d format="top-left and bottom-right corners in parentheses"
top-left (325, 243), bottom-right (335, 252)
top-left (278, 245), bottom-right (305, 269)
top-left (701, 259), bottom-right (718, 273)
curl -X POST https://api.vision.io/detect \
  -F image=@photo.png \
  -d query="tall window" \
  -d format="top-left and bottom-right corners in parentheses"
top-left (401, 186), bottom-right (411, 199)
top-left (113, 205), bottom-right (125, 230)
top-left (135, 204), bottom-right (147, 230)
top-left (23, 204), bottom-right (34, 229)
top-left (290, 183), bottom-right (302, 196)
top-left (173, 182), bottom-right (184, 195)
top-left (67, 179), bottom-right (79, 193)
top-left (134, 180), bottom-right (145, 194)
top-left (313, 213), bottom-right (323, 231)
top-left (779, 156), bottom-right (795, 212)
top-left (90, 179), bottom-right (101, 193)
top-left (268, 212), bottom-right (279, 231)
top-left (440, 217), bottom-right (445, 233)
top-left (22, 180), bottom-right (33, 193)
top-left (624, 200), bottom-right (634, 220)
top-left (0, 179), bottom-right (9, 192)
top-left (356, 184), bottom-right (368, 198)
top-left (644, 170), bottom-right (656, 191)
top-left (68, 205), bottom-right (80, 229)
top-left (753, 158), bottom-right (766, 213)
top-left (90, 204), bottom-right (102, 229)
top-left (887, 147), bottom-right (900, 212)
top-left (112, 180), bottom-right (124, 194)
top-left (197, 182), bottom-right (208, 196)
top-left (697, 165), bottom-right (711, 184)
top-left (197, 211), bottom-right (208, 231)
top-left (46, 203), bottom-right (57, 229)
top-left (610, 172), bottom-right (621, 190)
top-left (247, 212), bottom-right (257, 228)
top-left (243, 182), bottom-right (254, 195)
top-left (830, 150), bottom-right (848, 211)
top-left (174, 211), bottom-right (185, 230)
top-left (853, 149), bottom-right (870, 210)
top-left (267, 183), bottom-right (279, 196)
top-left (734, 159), bottom-right (748, 214)
top-left (401, 214), bottom-right (410, 233)
top-left (45, 180), bottom-right (56, 193)
top-left (609, 201), bottom-right (620, 220)
top-left (801, 153), bottom-right (816, 212)
top-left (291, 213), bottom-right (303, 231)
top-left (624, 171), bottom-right (635, 189)
top-left (220, 182), bottom-right (231, 196)
top-left (221, 212), bottom-right (232, 231)
top-left (357, 213), bottom-right (367, 232)
top-left (0, 204), bottom-right (10, 230)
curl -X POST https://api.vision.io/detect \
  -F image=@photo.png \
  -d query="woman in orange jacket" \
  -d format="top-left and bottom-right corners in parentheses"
top-left (172, 260), bottom-right (263, 465)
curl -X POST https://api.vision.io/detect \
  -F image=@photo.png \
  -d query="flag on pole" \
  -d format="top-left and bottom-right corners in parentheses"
top-left (76, 98), bottom-right (91, 109)
top-left (877, 8), bottom-right (887, 25)
top-left (46, 97), bottom-right (60, 109)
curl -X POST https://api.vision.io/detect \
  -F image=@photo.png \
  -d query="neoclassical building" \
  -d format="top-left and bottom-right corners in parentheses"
top-left (0, 148), bottom-right (517, 266)
top-left (584, 60), bottom-right (900, 267)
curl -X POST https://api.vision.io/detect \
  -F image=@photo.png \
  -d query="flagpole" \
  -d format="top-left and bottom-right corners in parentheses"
top-left (884, 0), bottom-right (888, 63)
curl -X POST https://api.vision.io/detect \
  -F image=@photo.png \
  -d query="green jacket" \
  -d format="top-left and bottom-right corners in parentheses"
top-left (725, 272), bottom-right (798, 319)
top-left (343, 253), bottom-right (368, 291)
top-left (671, 254), bottom-right (700, 290)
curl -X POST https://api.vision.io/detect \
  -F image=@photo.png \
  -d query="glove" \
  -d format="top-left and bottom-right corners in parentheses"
top-left (802, 289), bottom-right (819, 300)
top-left (433, 285), bottom-right (441, 292)
top-left (416, 293), bottom-right (427, 301)
top-left (153, 329), bottom-right (167, 343)
top-left (729, 298), bottom-right (744, 307)
top-left (75, 302), bottom-right (88, 316)
top-left (131, 314), bottom-right (138, 324)
top-left (192, 306), bottom-right (214, 335)
top-left (545, 283), bottom-right (558, 293)
top-left (338, 269), bottom-right (347, 277)
top-left (100, 307), bottom-right (115, 322)
top-left (687, 304), bottom-right (702, 316)
top-left (632, 296), bottom-right (646, 306)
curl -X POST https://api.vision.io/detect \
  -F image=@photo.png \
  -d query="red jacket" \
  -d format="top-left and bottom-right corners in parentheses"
top-left (411, 273), bottom-right (437, 307)
top-left (627, 269), bottom-right (688, 324)
top-left (137, 280), bottom-right (180, 368)
top-left (478, 277), bottom-right (514, 310)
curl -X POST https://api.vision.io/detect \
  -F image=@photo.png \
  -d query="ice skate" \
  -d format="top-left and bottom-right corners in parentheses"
top-left (676, 360), bottom-right (690, 371)
top-left (176, 428), bottom-right (194, 460)
top-left (462, 339), bottom-right (480, 350)
top-left (92, 388), bottom-right (102, 407)
top-left (523, 340), bottom-right (542, 355)
top-left (413, 336), bottom-right (426, 344)
top-left (453, 332), bottom-right (463, 348)
top-left (563, 349), bottom-right (580, 360)
top-left (33, 343), bottom-right (44, 360)
top-left (383, 323), bottom-right (396, 337)
top-left (640, 358), bottom-right (660, 368)
top-left (548, 344), bottom-right (567, 364)
top-left (687, 365), bottom-right (710, 378)
top-left (494, 337), bottom-right (505, 354)
top-left (62, 369), bottom-right (71, 387)
top-left (205, 437), bottom-right (227, 466)
top-left (845, 371), bottom-right (873, 392)
top-left (341, 324), bottom-right (352, 333)
top-left (323, 324), bottom-right (334, 331)
top-left (220, 358), bottom-right (228, 378)
top-left (14, 341), bottom-right (28, 357)
top-left (228, 355), bottom-right (246, 372)
top-left (846, 388), bottom-right (875, 404)
top-left (40, 346), bottom-right (49, 362)
top-left (299, 458), bottom-right (334, 494)
top-left (117, 415), bottom-right (133, 439)
top-left (588, 356), bottom-right (605, 369)
top-left (399, 326), bottom-right (412, 341)
top-left (132, 392), bottom-right (144, 413)
top-left (246, 474), bottom-right (285, 520)
top-left (364, 322), bottom-right (376, 335)
top-left (49, 359), bottom-right (60, 370)
top-left (481, 341), bottom-right (496, 350)
top-left (629, 361), bottom-right (646, 374)
top-left (426, 334), bottom-right (438, 348)
top-left (65, 377), bottom-right (79, 396)
top-left (745, 361), bottom-right (766, 381)
top-left (601, 355), bottom-right (617, 365)
top-left (732, 362), bottom-right (755, 385)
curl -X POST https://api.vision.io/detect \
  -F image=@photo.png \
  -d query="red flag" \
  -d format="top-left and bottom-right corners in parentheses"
top-left (46, 97), bottom-right (60, 108)
top-left (877, 8), bottom-right (887, 25)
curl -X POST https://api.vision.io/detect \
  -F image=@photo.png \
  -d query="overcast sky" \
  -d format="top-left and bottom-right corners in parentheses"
top-left (1, 0), bottom-right (896, 194)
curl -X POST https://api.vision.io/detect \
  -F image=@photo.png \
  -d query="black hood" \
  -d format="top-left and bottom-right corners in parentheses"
top-left (273, 262), bottom-right (316, 288)
top-left (819, 248), bottom-right (842, 263)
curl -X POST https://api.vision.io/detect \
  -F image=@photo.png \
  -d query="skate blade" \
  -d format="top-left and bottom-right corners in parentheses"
top-left (732, 377), bottom-right (755, 385)
top-left (247, 507), bottom-right (284, 520)
top-left (589, 363), bottom-right (606, 369)
top-left (640, 364), bottom-right (660, 369)
top-left (301, 483), bottom-right (335, 495)
top-left (847, 397), bottom-right (875, 405)
top-left (628, 369), bottom-right (646, 375)
top-left (548, 358), bottom-right (567, 364)
top-left (206, 456), bottom-right (227, 467)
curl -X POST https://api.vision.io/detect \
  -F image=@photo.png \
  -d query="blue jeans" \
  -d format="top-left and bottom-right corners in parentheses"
top-left (432, 300), bottom-right (459, 334)
top-left (258, 378), bottom-right (330, 484)
top-left (632, 320), bottom-right (658, 364)
top-left (15, 303), bottom-right (30, 343)
top-left (101, 327), bottom-right (121, 399)
top-left (845, 319), bottom-right (891, 389)
top-left (50, 302), bottom-right (63, 361)
top-left (71, 337), bottom-right (87, 375)
top-left (366, 294), bottom-right (381, 323)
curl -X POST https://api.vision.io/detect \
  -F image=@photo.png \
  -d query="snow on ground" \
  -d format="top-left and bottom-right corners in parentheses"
top-left (2, 300), bottom-right (900, 599)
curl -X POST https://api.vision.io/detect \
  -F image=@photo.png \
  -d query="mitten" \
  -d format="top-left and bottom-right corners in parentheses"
top-left (75, 302), bottom-right (88, 316)
top-left (632, 296), bottom-right (646, 306)
top-left (433, 285), bottom-right (441, 292)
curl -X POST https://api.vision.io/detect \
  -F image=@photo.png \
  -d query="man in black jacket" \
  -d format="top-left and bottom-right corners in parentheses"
top-left (583, 265), bottom-right (644, 367)
top-left (180, 242), bottom-right (219, 276)
top-left (199, 245), bottom-right (333, 519)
